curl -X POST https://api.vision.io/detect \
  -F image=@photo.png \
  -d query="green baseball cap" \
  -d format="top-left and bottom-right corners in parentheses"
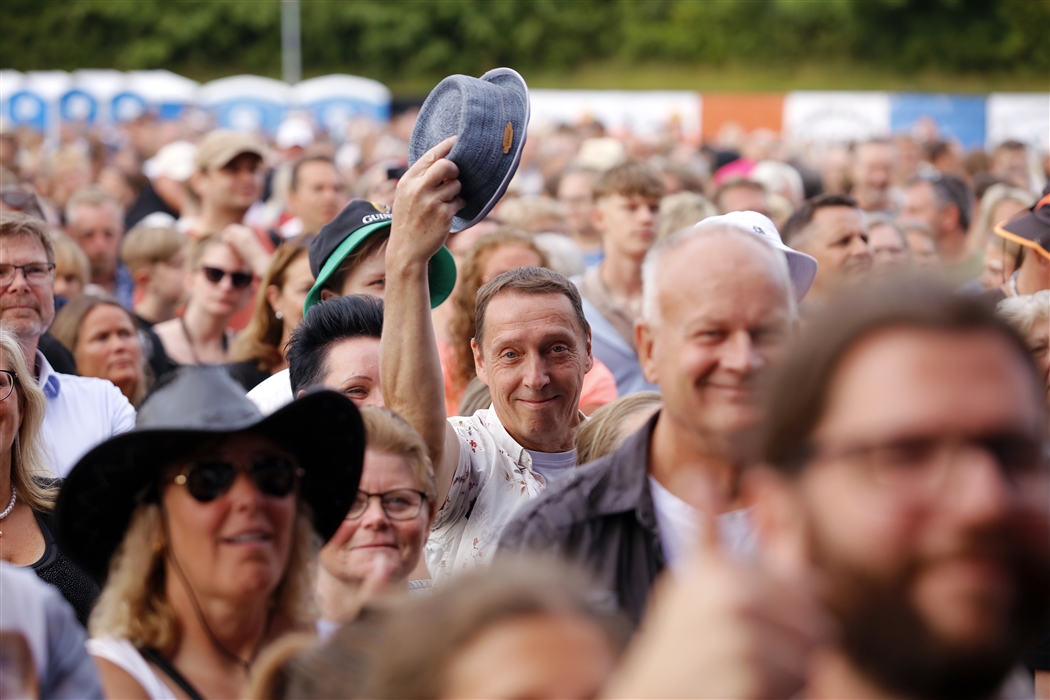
top-left (304, 199), bottom-right (457, 313)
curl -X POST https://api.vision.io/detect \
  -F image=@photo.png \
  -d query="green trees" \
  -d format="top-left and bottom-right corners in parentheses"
top-left (2, 0), bottom-right (1046, 85)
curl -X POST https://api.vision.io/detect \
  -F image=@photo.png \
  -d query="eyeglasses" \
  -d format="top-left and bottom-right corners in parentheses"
top-left (0, 370), bottom-right (16, 401)
top-left (0, 263), bottom-right (56, 287)
top-left (201, 266), bottom-right (253, 289)
top-left (347, 489), bottom-right (427, 521)
top-left (173, 454), bottom-right (303, 502)
top-left (802, 432), bottom-right (1049, 506)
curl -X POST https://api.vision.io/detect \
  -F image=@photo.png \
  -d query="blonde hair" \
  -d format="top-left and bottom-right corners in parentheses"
top-left (0, 325), bottom-right (55, 511)
top-left (972, 184), bottom-right (1038, 251)
top-left (576, 391), bottom-right (662, 465)
top-left (497, 196), bottom-right (566, 234)
top-left (120, 224), bottom-right (188, 273)
top-left (52, 232), bottom-right (90, 292)
top-left (997, 290), bottom-right (1050, 336)
top-left (359, 407), bottom-right (437, 516)
top-left (89, 502), bottom-right (320, 655)
top-left (658, 191), bottom-right (718, 240)
top-left (231, 235), bottom-right (314, 373)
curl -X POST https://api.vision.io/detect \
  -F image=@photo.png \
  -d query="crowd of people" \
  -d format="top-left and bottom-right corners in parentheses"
top-left (0, 72), bottom-right (1048, 700)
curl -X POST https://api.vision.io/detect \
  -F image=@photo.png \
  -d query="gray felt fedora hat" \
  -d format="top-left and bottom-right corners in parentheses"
top-left (408, 67), bottom-right (530, 233)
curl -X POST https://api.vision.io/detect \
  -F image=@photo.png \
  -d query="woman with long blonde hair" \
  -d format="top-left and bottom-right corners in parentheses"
top-left (0, 325), bottom-right (99, 624)
top-left (55, 366), bottom-right (365, 699)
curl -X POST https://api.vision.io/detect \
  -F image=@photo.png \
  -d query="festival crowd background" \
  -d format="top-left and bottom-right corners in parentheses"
top-left (1, 1), bottom-right (1049, 699)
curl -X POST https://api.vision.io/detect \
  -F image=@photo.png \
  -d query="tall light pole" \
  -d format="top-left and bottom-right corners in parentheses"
top-left (281, 0), bottom-right (301, 84)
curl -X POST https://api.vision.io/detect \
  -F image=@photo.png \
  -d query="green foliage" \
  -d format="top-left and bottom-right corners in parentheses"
top-left (2, 0), bottom-right (1047, 88)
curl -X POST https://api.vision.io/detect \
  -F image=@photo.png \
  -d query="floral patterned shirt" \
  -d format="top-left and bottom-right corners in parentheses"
top-left (426, 408), bottom-right (551, 586)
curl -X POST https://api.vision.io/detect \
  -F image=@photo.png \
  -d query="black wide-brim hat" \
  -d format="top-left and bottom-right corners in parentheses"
top-left (54, 366), bottom-right (365, 584)
top-left (994, 184), bottom-right (1050, 261)
top-left (408, 67), bottom-right (530, 233)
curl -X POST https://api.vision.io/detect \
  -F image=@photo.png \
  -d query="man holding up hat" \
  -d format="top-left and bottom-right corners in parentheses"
top-left (382, 68), bottom-right (599, 584)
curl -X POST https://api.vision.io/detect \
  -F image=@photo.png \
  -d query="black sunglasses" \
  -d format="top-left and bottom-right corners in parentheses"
top-left (201, 266), bottom-right (253, 289)
top-left (173, 454), bottom-right (302, 502)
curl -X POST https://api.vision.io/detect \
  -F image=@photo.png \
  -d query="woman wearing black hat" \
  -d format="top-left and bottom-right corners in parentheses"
top-left (55, 366), bottom-right (364, 700)
top-left (0, 328), bottom-right (99, 625)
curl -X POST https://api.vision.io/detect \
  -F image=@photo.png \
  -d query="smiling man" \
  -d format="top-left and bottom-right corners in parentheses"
top-left (501, 212), bottom-right (814, 623)
top-left (382, 138), bottom-right (594, 585)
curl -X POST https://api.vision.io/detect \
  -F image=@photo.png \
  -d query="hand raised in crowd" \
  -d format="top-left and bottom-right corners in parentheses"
top-left (604, 473), bottom-right (833, 699)
top-left (387, 136), bottom-right (464, 267)
top-left (221, 223), bottom-right (272, 277)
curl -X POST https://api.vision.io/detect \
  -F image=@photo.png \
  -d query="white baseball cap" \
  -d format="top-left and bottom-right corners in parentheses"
top-left (143, 141), bottom-right (197, 182)
top-left (275, 117), bottom-right (314, 150)
top-left (695, 210), bottom-right (818, 301)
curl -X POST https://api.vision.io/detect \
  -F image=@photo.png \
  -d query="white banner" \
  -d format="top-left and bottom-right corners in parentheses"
top-left (528, 89), bottom-right (701, 141)
top-left (783, 91), bottom-right (891, 144)
top-left (986, 93), bottom-right (1050, 152)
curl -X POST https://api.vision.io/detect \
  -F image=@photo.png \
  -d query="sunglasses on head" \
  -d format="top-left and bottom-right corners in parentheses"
top-left (173, 454), bottom-right (302, 502)
top-left (201, 266), bottom-right (253, 289)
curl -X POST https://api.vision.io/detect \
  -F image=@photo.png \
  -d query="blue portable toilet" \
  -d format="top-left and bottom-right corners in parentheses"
top-left (292, 74), bottom-right (392, 139)
top-left (126, 70), bottom-right (200, 121)
top-left (199, 75), bottom-right (290, 136)
top-left (64, 70), bottom-right (127, 125)
top-left (7, 71), bottom-right (71, 134)
top-left (1, 70), bottom-right (27, 128)
top-left (111, 70), bottom-right (199, 123)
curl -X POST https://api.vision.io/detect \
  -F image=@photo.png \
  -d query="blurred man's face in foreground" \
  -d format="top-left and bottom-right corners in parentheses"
top-left (777, 327), bottom-right (1050, 699)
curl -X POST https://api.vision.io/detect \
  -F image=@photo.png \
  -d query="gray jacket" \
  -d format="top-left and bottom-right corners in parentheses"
top-left (499, 412), bottom-right (665, 625)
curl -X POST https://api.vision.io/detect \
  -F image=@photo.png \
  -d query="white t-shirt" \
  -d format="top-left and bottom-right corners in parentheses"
top-left (246, 368), bottom-right (294, 415)
top-left (525, 448), bottom-right (577, 486)
top-left (86, 638), bottom-right (176, 700)
top-left (648, 475), bottom-right (757, 572)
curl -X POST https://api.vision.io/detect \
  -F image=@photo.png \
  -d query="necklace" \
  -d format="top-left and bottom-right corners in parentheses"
top-left (179, 315), bottom-right (229, 365)
top-left (0, 486), bottom-right (17, 537)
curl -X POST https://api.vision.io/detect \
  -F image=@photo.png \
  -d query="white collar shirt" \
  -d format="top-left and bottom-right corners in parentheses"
top-left (36, 351), bottom-right (137, 477)
top-left (428, 408), bottom-right (567, 586)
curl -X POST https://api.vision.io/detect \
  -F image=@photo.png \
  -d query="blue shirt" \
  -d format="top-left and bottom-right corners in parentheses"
top-left (37, 351), bottom-right (137, 477)
top-left (579, 295), bottom-right (659, 396)
top-left (114, 263), bottom-right (135, 310)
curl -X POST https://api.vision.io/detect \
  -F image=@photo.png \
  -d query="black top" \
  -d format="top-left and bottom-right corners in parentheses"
top-left (38, 333), bottom-right (78, 375)
top-left (499, 412), bottom-right (665, 625)
top-left (1030, 631), bottom-right (1050, 671)
top-left (32, 509), bottom-right (101, 627)
top-left (125, 179), bottom-right (178, 230)
top-left (226, 360), bottom-right (272, 392)
top-left (134, 315), bottom-right (178, 384)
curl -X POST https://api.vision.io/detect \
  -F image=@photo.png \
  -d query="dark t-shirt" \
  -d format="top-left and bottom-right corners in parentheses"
top-left (32, 509), bottom-right (100, 627)
top-left (226, 360), bottom-right (271, 392)
top-left (134, 314), bottom-right (178, 384)
top-left (125, 179), bottom-right (178, 230)
top-left (1030, 631), bottom-right (1050, 671)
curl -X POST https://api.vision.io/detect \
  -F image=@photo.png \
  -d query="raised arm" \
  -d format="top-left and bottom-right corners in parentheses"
top-left (382, 137), bottom-right (465, 503)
